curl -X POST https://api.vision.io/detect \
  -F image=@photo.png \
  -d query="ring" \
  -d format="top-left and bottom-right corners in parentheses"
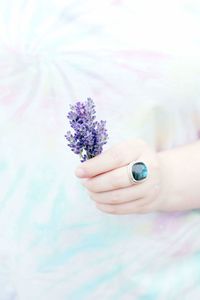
top-left (127, 161), bottom-right (149, 184)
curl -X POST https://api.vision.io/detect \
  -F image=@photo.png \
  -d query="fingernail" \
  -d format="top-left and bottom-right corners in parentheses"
top-left (75, 167), bottom-right (86, 177)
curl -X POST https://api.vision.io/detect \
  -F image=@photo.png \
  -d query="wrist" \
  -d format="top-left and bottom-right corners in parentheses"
top-left (157, 141), bottom-right (200, 212)
top-left (156, 149), bottom-right (183, 212)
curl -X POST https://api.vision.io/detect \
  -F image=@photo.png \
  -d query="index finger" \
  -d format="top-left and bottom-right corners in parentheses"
top-left (75, 139), bottom-right (145, 178)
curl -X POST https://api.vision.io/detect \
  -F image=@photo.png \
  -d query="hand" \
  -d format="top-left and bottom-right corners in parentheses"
top-left (75, 138), bottom-right (166, 215)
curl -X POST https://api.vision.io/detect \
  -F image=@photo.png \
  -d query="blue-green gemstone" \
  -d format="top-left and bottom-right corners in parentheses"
top-left (131, 162), bottom-right (148, 181)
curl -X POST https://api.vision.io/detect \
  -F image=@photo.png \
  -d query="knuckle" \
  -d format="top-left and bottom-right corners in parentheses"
top-left (112, 151), bottom-right (123, 166)
top-left (114, 170), bottom-right (122, 183)
top-left (82, 178), bottom-right (90, 186)
top-left (89, 185), bottom-right (98, 193)
top-left (109, 191), bottom-right (121, 204)
top-left (111, 144), bottom-right (125, 165)
top-left (128, 138), bottom-right (147, 149)
top-left (89, 185), bottom-right (99, 193)
top-left (85, 180), bottom-right (97, 192)
top-left (110, 172), bottom-right (122, 189)
top-left (83, 179), bottom-right (90, 189)
top-left (106, 205), bottom-right (117, 214)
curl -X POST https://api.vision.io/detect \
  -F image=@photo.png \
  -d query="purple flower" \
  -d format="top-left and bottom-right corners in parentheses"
top-left (65, 97), bottom-right (108, 162)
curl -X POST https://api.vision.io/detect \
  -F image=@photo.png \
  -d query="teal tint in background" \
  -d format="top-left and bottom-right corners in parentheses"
top-left (0, 0), bottom-right (200, 299)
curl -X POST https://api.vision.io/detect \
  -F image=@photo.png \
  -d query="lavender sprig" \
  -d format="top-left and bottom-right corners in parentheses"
top-left (65, 97), bottom-right (108, 162)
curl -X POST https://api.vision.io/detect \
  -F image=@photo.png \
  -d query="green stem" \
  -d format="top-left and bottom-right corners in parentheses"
top-left (79, 149), bottom-right (84, 161)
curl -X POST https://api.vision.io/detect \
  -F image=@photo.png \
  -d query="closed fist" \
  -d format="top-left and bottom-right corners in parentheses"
top-left (75, 139), bottom-right (165, 215)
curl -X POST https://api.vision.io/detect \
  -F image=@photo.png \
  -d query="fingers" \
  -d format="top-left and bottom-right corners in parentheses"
top-left (75, 137), bottom-right (162, 214)
top-left (95, 197), bottom-right (154, 215)
top-left (88, 183), bottom-right (149, 204)
top-left (81, 165), bottom-right (132, 193)
top-left (81, 153), bottom-right (155, 193)
top-left (75, 138), bottom-right (146, 178)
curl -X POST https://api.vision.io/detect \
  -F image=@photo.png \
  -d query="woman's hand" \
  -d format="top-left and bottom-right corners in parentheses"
top-left (75, 138), bottom-right (166, 215)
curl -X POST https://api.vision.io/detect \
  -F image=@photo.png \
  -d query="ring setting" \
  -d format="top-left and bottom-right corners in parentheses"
top-left (127, 161), bottom-right (148, 184)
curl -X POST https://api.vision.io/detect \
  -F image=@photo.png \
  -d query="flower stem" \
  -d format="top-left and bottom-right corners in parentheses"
top-left (79, 149), bottom-right (84, 161)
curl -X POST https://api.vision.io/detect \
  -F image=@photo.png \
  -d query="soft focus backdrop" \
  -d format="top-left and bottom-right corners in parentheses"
top-left (0, 0), bottom-right (200, 299)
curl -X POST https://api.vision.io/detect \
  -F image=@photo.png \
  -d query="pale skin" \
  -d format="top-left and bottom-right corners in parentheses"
top-left (74, 138), bottom-right (200, 215)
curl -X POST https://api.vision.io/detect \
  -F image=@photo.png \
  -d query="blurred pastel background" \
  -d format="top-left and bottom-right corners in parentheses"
top-left (0, 0), bottom-right (200, 299)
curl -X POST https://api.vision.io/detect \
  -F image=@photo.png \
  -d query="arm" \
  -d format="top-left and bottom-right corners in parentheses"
top-left (75, 138), bottom-right (200, 215)
top-left (157, 140), bottom-right (200, 211)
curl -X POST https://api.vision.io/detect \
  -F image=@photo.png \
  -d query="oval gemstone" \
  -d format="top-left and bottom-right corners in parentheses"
top-left (131, 162), bottom-right (148, 181)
